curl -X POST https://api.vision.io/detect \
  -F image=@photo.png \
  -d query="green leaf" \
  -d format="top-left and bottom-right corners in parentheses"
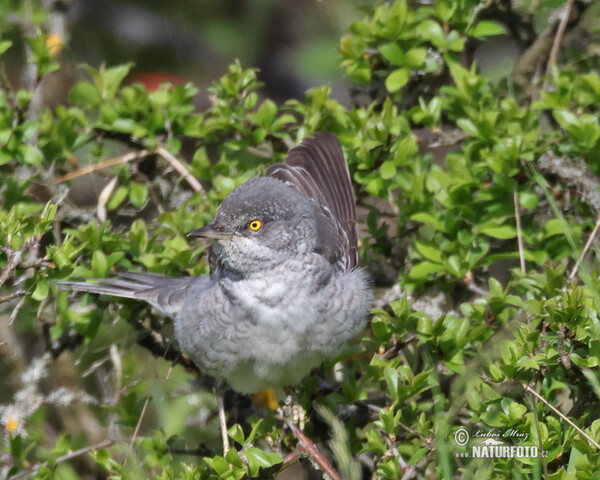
top-left (385, 68), bottom-right (410, 93)
top-left (417, 315), bottom-right (433, 335)
top-left (410, 261), bottom-right (445, 279)
top-left (435, 0), bottom-right (457, 22)
top-left (416, 20), bottom-right (445, 48)
top-left (205, 455), bottom-right (229, 475)
top-left (379, 43), bottom-right (404, 66)
top-left (544, 218), bottom-right (565, 237)
top-left (415, 241), bottom-right (443, 263)
top-left (380, 161), bottom-right (397, 179)
top-left (405, 48), bottom-right (427, 68)
top-left (0, 40), bottom-right (12, 56)
top-left (129, 183), bottom-right (148, 208)
top-left (456, 118), bottom-right (480, 138)
top-left (365, 429), bottom-right (387, 455)
top-left (411, 212), bottom-right (446, 232)
top-left (92, 251), bottom-right (108, 277)
top-left (228, 424), bottom-right (245, 446)
top-left (213, 176), bottom-right (236, 194)
top-left (553, 109), bottom-right (578, 129)
top-left (32, 278), bottom-right (49, 301)
top-left (245, 447), bottom-right (282, 468)
top-left (245, 419), bottom-right (263, 445)
top-left (18, 144), bottom-right (43, 165)
top-left (470, 21), bottom-right (506, 38)
top-left (507, 402), bottom-right (527, 420)
top-left (252, 99), bottom-right (277, 128)
top-left (519, 191), bottom-right (539, 210)
top-left (446, 255), bottom-right (462, 276)
top-left (111, 118), bottom-right (136, 133)
top-left (106, 186), bottom-right (129, 211)
top-left (69, 82), bottom-right (102, 107)
top-left (378, 408), bottom-right (398, 434)
top-left (478, 223), bottom-right (516, 239)
top-left (102, 63), bottom-right (134, 99)
top-left (384, 367), bottom-right (400, 400)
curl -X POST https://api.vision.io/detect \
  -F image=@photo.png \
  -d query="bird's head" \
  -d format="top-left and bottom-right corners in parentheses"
top-left (188, 177), bottom-right (318, 275)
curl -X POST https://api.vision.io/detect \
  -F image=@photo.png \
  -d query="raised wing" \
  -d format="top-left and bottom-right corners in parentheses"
top-left (266, 132), bottom-right (358, 270)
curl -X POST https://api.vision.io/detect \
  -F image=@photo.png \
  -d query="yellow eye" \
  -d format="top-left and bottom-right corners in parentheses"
top-left (248, 219), bottom-right (262, 231)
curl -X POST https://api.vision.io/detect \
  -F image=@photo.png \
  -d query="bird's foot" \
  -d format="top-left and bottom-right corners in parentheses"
top-left (251, 388), bottom-right (279, 410)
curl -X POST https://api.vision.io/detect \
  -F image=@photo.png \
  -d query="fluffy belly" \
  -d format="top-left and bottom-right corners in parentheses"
top-left (224, 350), bottom-right (326, 393)
top-left (175, 261), bottom-right (370, 394)
top-left (209, 272), bottom-right (332, 392)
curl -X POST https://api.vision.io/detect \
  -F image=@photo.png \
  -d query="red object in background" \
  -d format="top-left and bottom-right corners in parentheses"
top-left (131, 72), bottom-right (188, 91)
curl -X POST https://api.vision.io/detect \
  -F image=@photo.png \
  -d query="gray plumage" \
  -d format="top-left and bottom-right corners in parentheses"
top-left (61, 133), bottom-right (372, 393)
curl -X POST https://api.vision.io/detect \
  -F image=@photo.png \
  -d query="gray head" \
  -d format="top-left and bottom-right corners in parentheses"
top-left (188, 177), bottom-right (321, 275)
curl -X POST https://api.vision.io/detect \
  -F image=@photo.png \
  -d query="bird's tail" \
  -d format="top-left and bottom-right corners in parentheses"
top-left (60, 272), bottom-right (202, 318)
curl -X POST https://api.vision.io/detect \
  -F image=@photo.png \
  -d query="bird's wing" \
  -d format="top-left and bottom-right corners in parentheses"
top-left (266, 132), bottom-right (358, 270)
top-left (60, 272), bottom-right (207, 319)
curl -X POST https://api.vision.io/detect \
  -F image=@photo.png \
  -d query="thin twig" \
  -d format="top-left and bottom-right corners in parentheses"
top-left (523, 383), bottom-right (600, 450)
top-left (0, 246), bottom-right (24, 289)
top-left (397, 421), bottom-right (434, 449)
top-left (0, 290), bottom-right (26, 305)
top-left (0, 239), bottom-right (38, 290)
top-left (514, 187), bottom-right (526, 273)
top-left (383, 433), bottom-right (408, 470)
top-left (525, 385), bottom-right (550, 480)
top-left (569, 215), bottom-right (600, 280)
top-left (379, 335), bottom-right (418, 360)
top-left (130, 396), bottom-right (151, 448)
top-left (281, 449), bottom-right (299, 468)
top-left (285, 419), bottom-right (342, 480)
top-left (155, 146), bottom-right (205, 196)
top-left (53, 149), bottom-right (155, 184)
top-left (97, 176), bottom-right (118, 223)
top-left (7, 439), bottom-right (114, 480)
top-left (8, 294), bottom-right (27, 326)
top-left (543, 0), bottom-right (575, 90)
top-left (54, 146), bottom-right (205, 196)
top-left (463, 271), bottom-right (490, 297)
top-left (215, 382), bottom-right (230, 454)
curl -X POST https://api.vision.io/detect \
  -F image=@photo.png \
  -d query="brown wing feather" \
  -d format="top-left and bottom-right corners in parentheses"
top-left (266, 132), bottom-right (358, 270)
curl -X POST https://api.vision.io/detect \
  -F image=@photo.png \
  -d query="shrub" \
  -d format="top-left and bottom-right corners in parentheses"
top-left (2, 0), bottom-right (600, 478)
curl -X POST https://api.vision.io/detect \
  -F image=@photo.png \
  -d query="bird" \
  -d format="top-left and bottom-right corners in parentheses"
top-left (62, 132), bottom-right (371, 414)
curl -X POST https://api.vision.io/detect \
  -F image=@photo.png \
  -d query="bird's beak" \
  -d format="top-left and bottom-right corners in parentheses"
top-left (187, 223), bottom-right (233, 240)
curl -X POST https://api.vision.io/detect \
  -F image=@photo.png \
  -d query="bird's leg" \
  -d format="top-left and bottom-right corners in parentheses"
top-left (213, 380), bottom-right (230, 455)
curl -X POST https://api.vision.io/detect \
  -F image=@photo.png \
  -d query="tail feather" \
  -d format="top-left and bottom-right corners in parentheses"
top-left (59, 279), bottom-right (144, 299)
top-left (60, 272), bottom-right (208, 318)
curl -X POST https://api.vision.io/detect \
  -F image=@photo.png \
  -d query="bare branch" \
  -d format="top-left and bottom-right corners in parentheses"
top-left (155, 146), bottom-right (206, 196)
top-left (523, 383), bottom-right (600, 450)
top-left (283, 417), bottom-right (342, 480)
top-left (0, 290), bottom-right (26, 305)
top-left (569, 215), bottom-right (600, 280)
top-left (53, 149), bottom-right (155, 184)
top-left (543, 0), bottom-right (575, 90)
top-left (514, 186), bottom-right (526, 273)
top-left (7, 439), bottom-right (114, 480)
